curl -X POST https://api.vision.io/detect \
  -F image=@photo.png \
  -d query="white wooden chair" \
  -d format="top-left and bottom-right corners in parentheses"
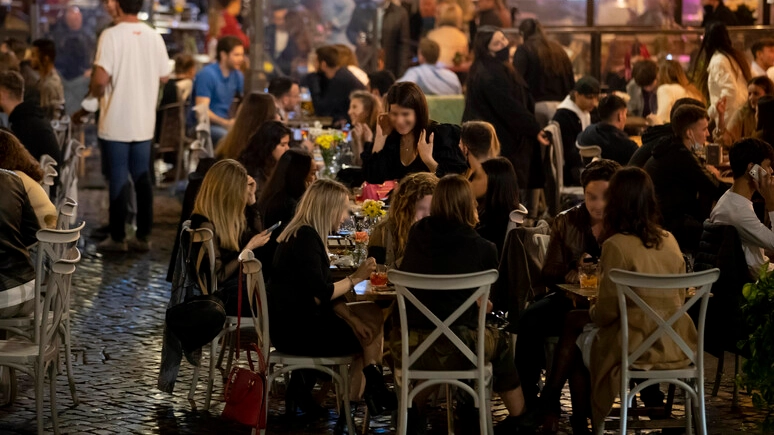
top-left (56, 198), bottom-right (78, 230)
top-left (0, 241), bottom-right (81, 434)
top-left (56, 139), bottom-right (85, 214)
top-left (544, 121), bottom-right (583, 216)
top-left (389, 269), bottom-right (499, 435)
top-left (575, 142), bottom-right (603, 161)
top-left (39, 154), bottom-right (58, 198)
top-left (608, 268), bottom-right (720, 435)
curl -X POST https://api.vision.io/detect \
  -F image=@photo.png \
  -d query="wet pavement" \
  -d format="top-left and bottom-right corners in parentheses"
top-left (0, 165), bottom-right (768, 434)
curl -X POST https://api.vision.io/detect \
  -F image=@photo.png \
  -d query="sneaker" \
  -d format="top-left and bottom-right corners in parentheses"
top-left (127, 237), bottom-right (152, 252)
top-left (97, 238), bottom-right (128, 252)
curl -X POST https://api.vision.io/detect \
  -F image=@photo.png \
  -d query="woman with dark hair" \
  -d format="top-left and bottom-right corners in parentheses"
top-left (513, 18), bottom-right (575, 126)
top-left (398, 175), bottom-right (530, 433)
top-left (716, 75), bottom-right (774, 146)
top-left (692, 22), bottom-right (752, 125)
top-left (463, 26), bottom-right (549, 199)
top-left (540, 167), bottom-right (691, 435)
top-left (476, 157), bottom-right (523, 254)
top-left (215, 92), bottom-right (278, 160)
top-left (0, 130), bottom-right (56, 228)
top-left (360, 81), bottom-right (467, 184)
top-left (239, 120), bottom-right (291, 189)
top-left (256, 148), bottom-right (317, 279)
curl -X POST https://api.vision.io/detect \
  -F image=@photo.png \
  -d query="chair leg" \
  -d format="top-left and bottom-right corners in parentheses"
top-left (712, 351), bottom-right (724, 396)
top-left (732, 354), bottom-right (740, 410)
top-left (216, 331), bottom-right (229, 370)
top-left (205, 339), bottom-right (218, 410)
top-left (620, 392), bottom-right (629, 435)
top-left (340, 365), bottom-right (357, 435)
top-left (361, 406), bottom-right (369, 435)
top-left (697, 377), bottom-right (708, 435)
top-left (189, 365), bottom-right (201, 402)
top-left (36, 363), bottom-right (44, 435)
top-left (49, 363), bottom-right (60, 435)
top-left (685, 393), bottom-right (693, 435)
top-left (225, 333), bottom-right (237, 375)
top-left (445, 384), bottom-right (455, 435)
top-left (398, 374), bottom-right (409, 435)
top-left (478, 382), bottom-right (488, 435)
top-left (63, 317), bottom-right (78, 406)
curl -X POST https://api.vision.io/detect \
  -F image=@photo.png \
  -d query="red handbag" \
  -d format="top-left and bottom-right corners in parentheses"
top-left (221, 270), bottom-right (267, 429)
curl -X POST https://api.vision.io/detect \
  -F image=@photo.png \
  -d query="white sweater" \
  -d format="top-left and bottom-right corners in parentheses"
top-left (710, 190), bottom-right (774, 275)
top-left (706, 53), bottom-right (748, 125)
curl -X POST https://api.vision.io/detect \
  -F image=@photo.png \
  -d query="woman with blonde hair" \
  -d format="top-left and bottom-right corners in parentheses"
top-left (190, 159), bottom-right (270, 316)
top-left (348, 90), bottom-right (382, 165)
top-left (653, 60), bottom-right (704, 123)
top-left (268, 179), bottom-right (396, 420)
top-left (214, 92), bottom-right (277, 160)
top-left (368, 172), bottom-right (439, 267)
top-left (427, 3), bottom-right (469, 67)
top-left (0, 130), bottom-right (56, 228)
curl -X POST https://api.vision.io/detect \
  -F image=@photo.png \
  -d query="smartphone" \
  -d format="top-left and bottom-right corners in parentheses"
top-left (750, 164), bottom-right (768, 183)
top-left (266, 221), bottom-right (282, 233)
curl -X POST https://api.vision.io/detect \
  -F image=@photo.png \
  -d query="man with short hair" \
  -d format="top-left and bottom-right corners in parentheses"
top-left (552, 76), bottom-right (601, 186)
top-left (629, 97), bottom-right (705, 167)
top-left (48, 6), bottom-right (94, 116)
top-left (0, 71), bottom-right (62, 174)
top-left (303, 45), bottom-right (365, 124)
top-left (193, 35), bottom-right (244, 145)
top-left (397, 38), bottom-right (462, 95)
top-left (644, 105), bottom-right (727, 252)
top-left (89, 0), bottom-right (170, 252)
top-left (30, 39), bottom-right (65, 119)
top-left (750, 38), bottom-right (774, 79)
top-left (577, 94), bottom-right (638, 165)
top-left (267, 76), bottom-right (301, 121)
top-left (626, 59), bottom-right (658, 118)
top-left (711, 138), bottom-right (774, 275)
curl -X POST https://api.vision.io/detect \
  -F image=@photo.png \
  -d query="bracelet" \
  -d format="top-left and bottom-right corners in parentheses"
top-left (347, 275), bottom-right (356, 292)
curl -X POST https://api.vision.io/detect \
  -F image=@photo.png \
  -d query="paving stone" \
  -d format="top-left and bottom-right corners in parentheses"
top-left (0, 153), bottom-right (768, 434)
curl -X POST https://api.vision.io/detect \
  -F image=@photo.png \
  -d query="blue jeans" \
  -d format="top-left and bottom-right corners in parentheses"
top-left (210, 124), bottom-right (228, 147)
top-left (101, 139), bottom-right (153, 242)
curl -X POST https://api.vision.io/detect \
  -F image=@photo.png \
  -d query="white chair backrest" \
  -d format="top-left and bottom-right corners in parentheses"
top-left (608, 268), bottom-right (720, 370)
top-left (238, 249), bottom-right (270, 358)
top-left (545, 121), bottom-right (565, 191)
top-left (388, 269), bottom-right (499, 372)
top-left (56, 198), bottom-right (78, 230)
top-left (533, 234), bottom-right (550, 260)
top-left (181, 220), bottom-right (217, 295)
top-left (575, 142), bottom-right (603, 160)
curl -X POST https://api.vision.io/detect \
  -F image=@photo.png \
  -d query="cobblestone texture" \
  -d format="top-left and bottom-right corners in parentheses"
top-left (0, 159), bottom-right (768, 434)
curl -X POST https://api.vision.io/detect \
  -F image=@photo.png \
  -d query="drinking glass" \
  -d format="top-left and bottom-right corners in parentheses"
top-left (370, 265), bottom-right (389, 287)
top-left (578, 262), bottom-right (599, 290)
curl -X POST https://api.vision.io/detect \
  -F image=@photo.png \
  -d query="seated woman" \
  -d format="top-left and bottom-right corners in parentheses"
top-left (268, 179), bottom-right (396, 418)
top-left (460, 120), bottom-right (500, 199)
top-left (0, 168), bottom-right (40, 319)
top-left (476, 157), bottom-right (524, 255)
top-left (239, 120), bottom-right (292, 190)
top-left (540, 167), bottom-right (693, 435)
top-left (360, 82), bottom-right (468, 184)
top-left (398, 175), bottom-right (529, 433)
top-left (214, 92), bottom-right (278, 160)
top-left (368, 172), bottom-right (438, 268)
top-left (348, 90), bottom-right (381, 166)
top-left (653, 60), bottom-right (704, 124)
top-left (0, 131), bottom-right (56, 229)
top-left (716, 76), bottom-right (774, 146)
top-left (190, 160), bottom-right (271, 316)
top-left (256, 148), bottom-right (317, 280)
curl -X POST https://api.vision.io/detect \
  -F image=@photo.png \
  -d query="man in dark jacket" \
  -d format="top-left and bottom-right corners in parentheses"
top-left (702, 0), bottom-right (738, 27)
top-left (348, 0), bottom-right (411, 78)
top-left (303, 45), bottom-right (366, 125)
top-left (552, 76), bottom-right (600, 186)
top-left (644, 105), bottom-right (729, 252)
top-left (629, 97), bottom-right (705, 167)
top-left (0, 71), bottom-right (62, 170)
top-left (577, 94), bottom-right (638, 166)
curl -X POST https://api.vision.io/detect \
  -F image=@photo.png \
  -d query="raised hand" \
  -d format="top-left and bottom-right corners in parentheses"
top-left (372, 113), bottom-right (392, 154)
top-left (418, 130), bottom-right (436, 170)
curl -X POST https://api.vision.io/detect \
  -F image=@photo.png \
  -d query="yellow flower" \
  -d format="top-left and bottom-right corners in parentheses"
top-left (315, 134), bottom-right (335, 150)
top-left (362, 199), bottom-right (386, 218)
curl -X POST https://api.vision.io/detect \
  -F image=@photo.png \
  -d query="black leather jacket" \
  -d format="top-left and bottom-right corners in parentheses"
top-left (542, 203), bottom-right (602, 287)
top-left (0, 169), bottom-right (40, 291)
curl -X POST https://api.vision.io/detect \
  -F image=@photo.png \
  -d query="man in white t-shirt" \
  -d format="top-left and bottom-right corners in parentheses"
top-left (710, 138), bottom-right (774, 276)
top-left (89, 0), bottom-right (170, 252)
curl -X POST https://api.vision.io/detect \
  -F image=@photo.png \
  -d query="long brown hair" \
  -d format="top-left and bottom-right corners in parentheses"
top-left (431, 175), bottom-right (478, 228)
top-left (602, 167), bottom-right (664, 249)
top-left (215, 92), bottom-right (277, 160)
top-left (0, 129), bottom-right (44, 182)
top-left (385, 82), bottom-right (429, 145)
top-left (349, 90), bottom-right (381, 132)
top-left (692, 22), bottom-right (752, 101)
top-left (385, 172), bottom-right (438, 260)
top-left (193, 159), bottom-right (249, 251)
top-left (658, 60), bottom-right (704, 103)
top-left (518, 19), bottom-right (573, 79)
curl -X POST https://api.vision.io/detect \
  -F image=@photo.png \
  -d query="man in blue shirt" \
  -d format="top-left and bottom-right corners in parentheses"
top-left (193, 36), bottom-right (244, 145)
top-left (397, 39), bottom-right (462, 95)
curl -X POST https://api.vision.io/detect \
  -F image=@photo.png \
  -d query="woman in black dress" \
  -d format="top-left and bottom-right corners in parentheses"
top-left (268, 179), bottom-right (396, 417)
top-left (360, 82), bottom-right (468, 184)
top-left (463, 26), bottom-right (549, 199)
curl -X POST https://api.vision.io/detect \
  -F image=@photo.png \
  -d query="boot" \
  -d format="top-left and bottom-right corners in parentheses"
top-left (362, 364), bottom-right (397, 416)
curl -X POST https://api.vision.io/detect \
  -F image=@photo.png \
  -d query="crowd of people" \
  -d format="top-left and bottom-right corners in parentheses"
top-left (4, 0), bottom-right (774, 434)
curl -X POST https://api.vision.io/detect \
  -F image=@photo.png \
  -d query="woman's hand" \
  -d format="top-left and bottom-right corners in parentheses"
top-left (245, 230), bottom-right (271, 251)
top-left (349, 315), bottom-right (378, 345)
top-left (716, 96), bottom-right (727, 117)
top-left (418, 130), bottom-right (438, 171)
top-left (352, 123), bottom-right (374, 144)
top-left (353, 257), bottom-right (377, 281)
top-left (537, 131), bottom-right (550, 146)
top-left (372, 113), bottom-right (392, 154)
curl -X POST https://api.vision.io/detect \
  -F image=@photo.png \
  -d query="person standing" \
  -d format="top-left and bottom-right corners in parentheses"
top-left (193, 36), bottom-right (245, 146)
top-left (701, 0), bottom-right (738, 27)
top-left (90, 0), bottom-right (170, 252)
top-left (30, 39), bottom-right (65, 120)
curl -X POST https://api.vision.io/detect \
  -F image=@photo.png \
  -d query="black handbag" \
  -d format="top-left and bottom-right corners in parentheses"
top-left (166, 232), bottom-right (226, 353)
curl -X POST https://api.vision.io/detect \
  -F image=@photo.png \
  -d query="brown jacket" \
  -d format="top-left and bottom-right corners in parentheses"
top-left (589, 232), bottom-right (695, 426)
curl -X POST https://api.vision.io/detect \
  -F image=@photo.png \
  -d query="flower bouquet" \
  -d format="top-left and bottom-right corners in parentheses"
top-left (315, 130), bottom-right (346, 177)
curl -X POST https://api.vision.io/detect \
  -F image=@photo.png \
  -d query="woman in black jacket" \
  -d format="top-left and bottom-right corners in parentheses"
top-left (476, 157), bottom-right (523, 255)
top-left (360, 82), bottom-right (467, 184)
top-left (463, 26), bottom-right (549, 195)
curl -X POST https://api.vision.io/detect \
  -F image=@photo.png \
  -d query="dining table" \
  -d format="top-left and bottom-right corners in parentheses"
top-left (557, 283), bottom-right (596, 308)
top-left (353, 280), bottom-right (397, 302)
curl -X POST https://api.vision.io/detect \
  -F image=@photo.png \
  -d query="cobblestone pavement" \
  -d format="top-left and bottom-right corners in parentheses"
top-left (0, 175), bottom-right (768, 434)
